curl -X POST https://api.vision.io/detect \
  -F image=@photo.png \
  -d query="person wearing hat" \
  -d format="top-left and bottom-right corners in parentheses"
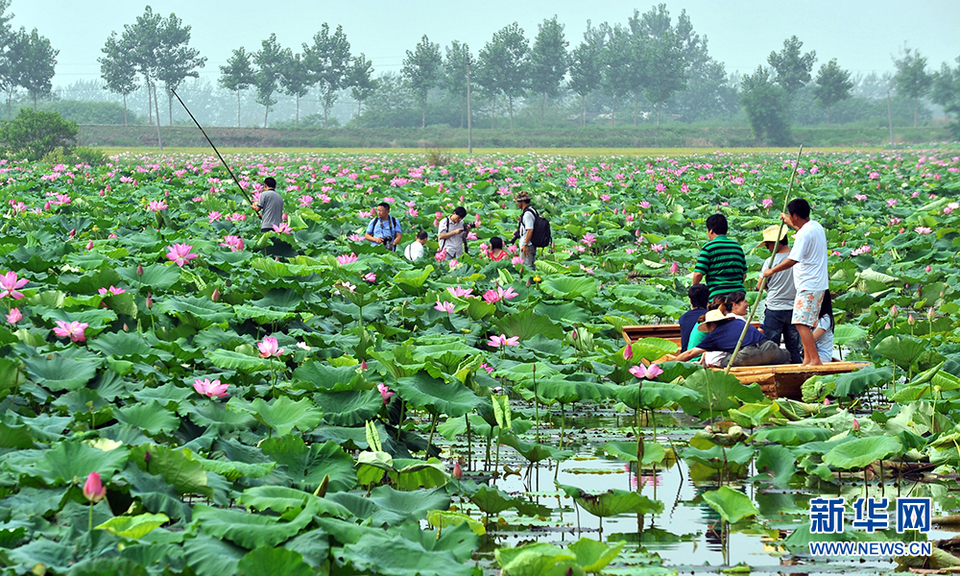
top-left (756, 224), bottom-right (802, 363)
top-left (668, 309), bottom-right (790, 367)
top-left (514, 191), bottom-right (537, 268)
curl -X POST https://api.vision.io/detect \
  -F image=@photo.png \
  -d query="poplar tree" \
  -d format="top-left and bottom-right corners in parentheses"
top-left (813, 59), bottom-right (854, 124)
top-left (402, 34), bottom-right (442, 128)
top-left (219, 47), bottom-right (255, 127)
top-left (528, 16), bottom-right (568, 128)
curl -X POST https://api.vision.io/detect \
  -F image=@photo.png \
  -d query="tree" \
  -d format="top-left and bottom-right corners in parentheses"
top-left (630, 5), bottom-right (689, 126)
top-left (477, 23), bottom-right (529, 129)
top-left (768, 36), bottom-right (816, 96)
top-left (347, 53), bottom-right (377, 125)
top-left (0, 0), bottom-right (16, 117)
top-left (402, 34), bottom-right (442, 128)
top-left (303, 24), bottom-right (352, 128)
top-left (153, 12), bottom-right (206, 125)
top-left (568, 22), bottom-right (604, 127)
top-left (0, 108), bottom-right (77, 161)
top-left (8, 28), bottom-right (57, 111)
top-left (279, 50), bottom-right (311, 128)
top-left (893, 47), bottom-right (932, 127)
top-left (600, 24), bottom-right (633, 127)
top-left (254, 33), bottom-right (284, 128)
top-left (528, 16), bottom-right (568, 128)
top-left (740, 65), bottom-right (791, 145)
top-left (441, 41), bottom-right (472, 129)
top-left (218, 47), bottom-right (255, 128)
top-left (813, 59), bottom-right (854, 124)
top-left (932, 56), bottom-right (960, 139)
top-left (99, 33), bottom-right (139, 125)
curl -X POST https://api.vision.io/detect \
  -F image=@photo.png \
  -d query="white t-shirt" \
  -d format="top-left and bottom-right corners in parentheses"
top-left (518, 208), bottom-right (536, 249)
top-left (404, 241), bottom-right (424, 261)
top-left (815, 314), bottom-right (834, 363)
top-left (788, 220), bottom-right (828, 291)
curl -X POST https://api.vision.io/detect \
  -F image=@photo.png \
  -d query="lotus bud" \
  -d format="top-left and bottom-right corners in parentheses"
top-left (908, 314), bottom-right (915, 326)
top-left (623, 345), bottom-right (633, 360)
top-left (137, 263), bottom-right (144, 276)
top-left (82, 472), bottom-right (106, 503)
top-left (917, 284), bottom-right (923, 298)
top-left (928, 307), bottom-right (935, 322)
top-left (890, 305), bottom-right (899, 318)
top-left (824, 397), bottom-right (831, 406)
top-left (453, 460), bottom-right (462, 480)
top-left (69, 228), bottom-right (76, 238)
top-left (86, 241), bottom-right (93, 250)
top-left (123, 324), bottom-right (128, 332)
top-left (360, 359), bottom-right (368, 370)
top-left (146, 293), bottom-right (153, 309)
top-left (144, 451), bottom-right (152, 463)
top-left (852, 417), bottom-right (860, 432)
top-left (885, 322), bottom-right (891, 329)
top-left (570, 328), bottom-right (578, 340)
top-left (211, 288), bottom-right (220, 302)
top-left (926, 265), bottom-right (932, 273)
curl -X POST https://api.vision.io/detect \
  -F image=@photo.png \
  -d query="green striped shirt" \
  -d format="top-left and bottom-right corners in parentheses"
top-left (695, 235), bottom-right (746, 299)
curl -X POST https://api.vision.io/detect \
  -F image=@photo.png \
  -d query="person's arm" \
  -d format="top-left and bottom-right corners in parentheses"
top-left (251, 201), bottom-right (262, 218)
top-left (672, 347), bottom-right (706, 363)
top-left (762, 257), bottom-right (797, 278)
top-left (691, 272), bottom-right (704, 285)
top-left (522, 229), bottom-right (534, 255)
top-left (364, 221), bottom-right (384, 244)
top-left (812, 326), bottom-right (826, 340)
top-left (438, 219), bottom-right (459, 240)
top-left (392, 232), bottom-right (402, 248)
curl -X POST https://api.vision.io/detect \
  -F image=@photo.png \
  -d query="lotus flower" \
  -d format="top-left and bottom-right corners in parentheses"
top-left (447, 285), bottom-right (474, 298)
top-left (98, 286), bottom-right (125, 296)
top-left (378, 383), bottom-right (394, 404)
top-left (193, 378), bottom-right (229, 398)
top-left (434, 250), bottom-right (447, 262)
top-left (363, 273), bottom-right (376, 282)
top-left (166, 243), bottom-right (198, 267)
top-left (148, 200), bottom-right (167, 212)
top-left (482, 289), bottom-right (501, 304)
top-left (497, 286), bottom-right (519, 300)
top-left (670, 262), bottom-right (679, 274)
top-left (5, 308), bottom-right (22, 324)
top-left (0, 271), bottom-right (29, 300)
top-left (511, 256), bottom-right (524, 266)
top-left (208, 211), bottom-right (221, 222)
top-left (582, 233), bottom-right (596, 247)
top-left (453, 460), bottom-right (463, 480)
top-left (434, 301), bottom-right (456, 313)
top-left (82, 472), bottom-right (106, 503)
top-left (336, 253), bottom-right (358, 265)
top-left (487, 334), bottom-right (520, 348)
top-left (257, 337), bottom-right (284, 358)
top-left (53, 320), bottom-right (89, 342)
top-left (271, 222), bottom-right (292, 234)
top-left (629, 364), bottom-right (664, 379)
top-left (623, 345), bottom-right (633, 360)
top-left (220, 235), bottom-right (244, 252)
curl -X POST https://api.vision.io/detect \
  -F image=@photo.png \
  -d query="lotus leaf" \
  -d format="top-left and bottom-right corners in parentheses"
top-left (702, 486), bottom-right (759, 524)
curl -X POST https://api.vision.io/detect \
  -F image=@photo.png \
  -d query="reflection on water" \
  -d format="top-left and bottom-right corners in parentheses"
top-left (466, 409), bottom-right (951, 575)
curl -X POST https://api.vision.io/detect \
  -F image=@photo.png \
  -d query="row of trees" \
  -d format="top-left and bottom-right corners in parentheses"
top-left (0, 0), bottom-right (58, 117)
top-left (83, 5), bottom-right (959, 140)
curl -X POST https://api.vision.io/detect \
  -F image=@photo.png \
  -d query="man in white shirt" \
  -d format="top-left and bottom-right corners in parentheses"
top-left (515, 191), bottom-right (537, 267)
top-left (438, 207), bottom-right (468, 259)
top-left (404, 231), bottom-right (428, 260)
top-left (761, 198), bottom-right (829, 366)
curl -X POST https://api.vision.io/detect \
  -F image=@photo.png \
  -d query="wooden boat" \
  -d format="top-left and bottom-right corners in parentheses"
top-left (622, 324), bottom-right (869, 399)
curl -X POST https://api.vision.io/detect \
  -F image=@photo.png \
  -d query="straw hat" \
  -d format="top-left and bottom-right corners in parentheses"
top-left (760, 225), bottom-right (788, 244)
top-left (698, 309), bottom-right (737, 331)
top-left (515, 191), bottom-right (531, 202)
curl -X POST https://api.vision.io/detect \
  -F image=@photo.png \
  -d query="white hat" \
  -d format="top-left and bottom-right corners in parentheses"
top-left (698, 309), bottom-right (737, 331)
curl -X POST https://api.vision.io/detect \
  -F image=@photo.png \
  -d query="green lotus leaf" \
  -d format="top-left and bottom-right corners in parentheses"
top-left (702, 486), bottom-right (759, 524)
top-left (556, 482), bottom-right (663, 518)
top-left (616, 381), bottom-right (701, 411)
top-left (130, 444), bottom-right (213, 498)
top-left (753, 444), bottom-right (797, 487)
top-left (427, 510), bottom-right (486, 535)
top-left (237, 485), bottom-right (352, 518)
top-left (236, 547), bottom-right (314, 576)
top-left (752, 425), bottom-right (833, 445)
top-left (493, 308), bottom-right (566, 341)
top-left (114, 401), bottom-right (180, 435)
top-left (259, 437), bottom-right (357, 493)
top-left (568, 538), bottom-right (626, 573)
top-left (24, 354), bottom-right (101, 392)
top-left (602, 440), bottom-right (667, 466)
top-left (96, 512), bottom-right (169, 540)
top-left (501, 432), bottom-right (575, 464)
top-left (241, 396), bottom-right (323, 437)
top-left (539, 276), bottom-right (598, 300)
top-left (497, 543), bottom-right (584, 576)
top-left (26, 440), bottom-right (129, 487)
top-left (191, 500), bottom-right (317, 549)
top-left (470, 485), bottom-right (550, 517)
top-left (337, 523), bottom-right (477, 576)
top-left (153, 296), bottom-right (232, 329)
top-left (232, 304), bottom-right (295, 324)
top-left (393, 373), bottom-right (482, 417)
top-left (823, 436), bottom-right (902, 470)
top-left (678, 369), bottom-right (765, 418)
top-left (315, 389), bottom-right (383, 427)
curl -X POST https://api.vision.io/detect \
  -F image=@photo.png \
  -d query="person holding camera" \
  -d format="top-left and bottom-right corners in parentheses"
top-left (364, 202), bottom-right (402, 252)
top-left (438, 206), bottom-right (471, 260)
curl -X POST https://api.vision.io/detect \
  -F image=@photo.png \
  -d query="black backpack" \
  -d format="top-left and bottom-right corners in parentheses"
top-left (520, 207), bottom-right (552, 248)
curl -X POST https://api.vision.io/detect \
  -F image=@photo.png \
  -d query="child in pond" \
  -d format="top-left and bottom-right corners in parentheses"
top-left (813, 291), bottom-right (835, 363)
top-left (487, 236), bottom-right (508, 261)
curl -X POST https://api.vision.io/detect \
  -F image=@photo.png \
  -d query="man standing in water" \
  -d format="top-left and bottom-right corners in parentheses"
top-left (252, 177), bottom-right (284, 232)
top-left (762, 198), bottom-right (829, 366)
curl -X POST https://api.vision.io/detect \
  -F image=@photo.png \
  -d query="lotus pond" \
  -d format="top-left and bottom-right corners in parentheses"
top-left (0, 148), bottom-right (960, 575)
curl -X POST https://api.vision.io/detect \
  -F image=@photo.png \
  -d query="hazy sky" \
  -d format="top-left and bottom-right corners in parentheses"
top-left (13, 0), bottom-right (960, 87)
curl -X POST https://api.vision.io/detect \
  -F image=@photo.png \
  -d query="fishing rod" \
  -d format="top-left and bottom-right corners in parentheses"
top-left (170, 88), bottom-right (254, 206)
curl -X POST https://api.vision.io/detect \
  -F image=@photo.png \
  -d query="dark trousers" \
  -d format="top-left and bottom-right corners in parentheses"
top-left (761, 308), bottom-right (803, 364)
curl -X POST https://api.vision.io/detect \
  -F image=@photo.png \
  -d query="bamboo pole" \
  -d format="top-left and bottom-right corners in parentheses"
top-left (725, 145), bottom-right (804, 372)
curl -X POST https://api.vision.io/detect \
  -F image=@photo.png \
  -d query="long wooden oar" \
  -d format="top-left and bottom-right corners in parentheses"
top-left (725, 145), bottom-right (804, 372)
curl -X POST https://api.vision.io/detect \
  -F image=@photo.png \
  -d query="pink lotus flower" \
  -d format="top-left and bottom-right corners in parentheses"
top-left (623, 345), bottom-right (633, 360)
top-left (82, 472), bottom-right (106, 503)
top-left (448, 259), bottom-right (459, 269)
top-left (0, 271), bottom-right (29, 300)
top-left (348, 233), bottom-right (362, 242)
top-left (434, 250), bottom-right (447, 262)
top-left (887, 199), bottom-right (897, 208)
top-left (220, 235), bottom-right (244, 252)
top-left (651, 243), bottom-right (664, 253)
top-left (498, 286), bottom-right (519, 300)
top-left (487, 334), bottom-right (520, 348)
top-left (483, 289), bottom-right (501, 304)
top-left (166, 244), bottom-right (198, 267)
top-left (506, 244), bottom-right (518, 254)
top-left (208, 211), bottom-right (221, 222)
top-left (98, 286), bottom-right (126, 296)
top-left (914, 226), bottom-right (932, 235)
top-left (54, 320), bottom-right (89, 342)
top-left (378, 383), bottom-right (394, 404)
top-left (511, 256), bottom-right (524, 266)
top-left (336, 253), bottom-right (358, 265)
top-left (434, 301), bottom-right (456, 313)
top-left (854, 194), bottom-right (867, 201)
top-left (453, 460), bottom-right (463, 480)
top-left (5, 308), bottom-right (22, 324)
top-left (272, 223), bottom-right (292, 234)
top-left (670, 262), bottom-right (679, 274)
top-left (448, 285), bottom-right (474, 298)
top-left (629, 364), bottom-right (664, 379)
top-left (762, 198), bottom-right (773, 208)
top-left (299, 195), bottom-right (314, 207)
top-left (85, 241), bottom-right (94, 250)
top-left (148, 200), bottom-right (167, 212)
top-left (363, 273), bottom-right (376, 282)
top-left (582, 233), bottom-right (596, 247)
top-left (926, 265), bottom-right (932, 273)
top-left (852, 417), bottom-right (860, 432)
top-left (257, 337), bottom-right (284, 358)
top-left (193, 378), bottom-right (229, 398)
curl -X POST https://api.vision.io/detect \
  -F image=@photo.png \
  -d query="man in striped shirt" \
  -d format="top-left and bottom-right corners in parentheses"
top-left (691, 214), bottom-right (746, 300)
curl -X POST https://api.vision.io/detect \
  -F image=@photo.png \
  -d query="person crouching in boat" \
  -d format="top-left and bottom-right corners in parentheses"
top-left (669, 309), bottom-right (790, 368)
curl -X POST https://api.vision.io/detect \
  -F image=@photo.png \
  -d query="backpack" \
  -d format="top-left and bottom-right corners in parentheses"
top-left (520, 207), bottom-right (552, 248)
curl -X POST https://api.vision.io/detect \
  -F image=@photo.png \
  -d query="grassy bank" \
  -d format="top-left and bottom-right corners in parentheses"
top-left (79, 124), bottom-right (950, 151)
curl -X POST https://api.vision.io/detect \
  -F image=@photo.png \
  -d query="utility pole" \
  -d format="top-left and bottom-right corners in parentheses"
top-left (466, 58), bottom-right (473, 155)
top-left (886, 89), bottom-right (894, 148)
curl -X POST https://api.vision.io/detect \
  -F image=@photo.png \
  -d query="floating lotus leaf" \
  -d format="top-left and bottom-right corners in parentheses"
top-left (823, 436), bottom-right (902, 470)
top-left (702, 486), bottom-right (759, 524)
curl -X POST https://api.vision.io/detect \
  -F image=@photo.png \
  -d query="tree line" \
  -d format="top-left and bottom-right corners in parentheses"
top-left (0, 0), bottom-right (57, 118)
